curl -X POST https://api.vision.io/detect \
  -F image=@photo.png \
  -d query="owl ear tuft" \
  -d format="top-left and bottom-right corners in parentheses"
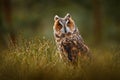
top-left (54, 15), bottom-right (59, 21)
top-left (65, 13), bottom-right (71, 18)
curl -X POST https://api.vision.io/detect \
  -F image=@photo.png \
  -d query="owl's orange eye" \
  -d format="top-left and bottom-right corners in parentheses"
top-left (67, 20), bottom-right (70, 24)
top-left (55, 22), bottom-right (62, 31)
top-left (58, 22), bottom-right (62, 26)
top-left (67, 20), bottom-right (71, 26)
top-left (67, 19), bottom-right (75, 31)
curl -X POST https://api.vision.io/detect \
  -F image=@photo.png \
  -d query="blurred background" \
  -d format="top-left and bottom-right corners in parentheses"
top-left (0, 0), bottom-right (120, 50)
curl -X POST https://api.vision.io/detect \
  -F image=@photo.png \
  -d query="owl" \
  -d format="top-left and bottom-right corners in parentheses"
top-left (53, 13), bottom-right (90, 63)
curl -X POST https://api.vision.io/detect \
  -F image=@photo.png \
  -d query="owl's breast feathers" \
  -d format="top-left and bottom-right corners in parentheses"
top-left (61, 32), bottom-right (89, 54)
top-left (55, 29), bottom-right (89, 58)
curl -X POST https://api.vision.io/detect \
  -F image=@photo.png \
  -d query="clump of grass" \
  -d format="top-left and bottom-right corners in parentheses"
top-left (0, 36), bottom-right (120, 80)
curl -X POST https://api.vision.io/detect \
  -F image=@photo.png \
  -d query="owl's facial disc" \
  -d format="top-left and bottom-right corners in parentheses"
top-left (58, 19), bottom-right (74, 34)
top-left (66, 18), bottom-right (75, 33)
top-left (66, 19), bottom-right (70, 24)
top-left (59, 20), bottom-right (64, 27)
top-left (58, 20), bottom-right (67, 33)
top-left (54, 14), bottom-right (75, 34)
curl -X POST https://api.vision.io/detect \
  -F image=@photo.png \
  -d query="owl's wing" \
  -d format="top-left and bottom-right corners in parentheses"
top-left (73, 27), bottom-right (85, 43)
top-left (73, 28), bottom-right (89, 54)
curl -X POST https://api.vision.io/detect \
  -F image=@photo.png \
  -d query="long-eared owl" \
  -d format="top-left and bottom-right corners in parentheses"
top-left (53, 13), bottom-right (90, 63)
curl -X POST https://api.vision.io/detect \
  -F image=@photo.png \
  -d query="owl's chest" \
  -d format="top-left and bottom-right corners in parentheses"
top-left (57, 35), bottom-right (78, 52)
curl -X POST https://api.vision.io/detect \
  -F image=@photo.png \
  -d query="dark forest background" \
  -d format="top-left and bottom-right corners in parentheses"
top-left (0, 0), bottom-right (120, 50)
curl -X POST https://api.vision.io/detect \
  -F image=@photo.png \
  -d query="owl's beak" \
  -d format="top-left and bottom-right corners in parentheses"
top-left (64, 26), bottom-right (67, 33)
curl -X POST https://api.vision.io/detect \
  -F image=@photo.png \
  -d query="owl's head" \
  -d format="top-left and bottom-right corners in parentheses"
top-left (53, 13), bottom-right (76, 35)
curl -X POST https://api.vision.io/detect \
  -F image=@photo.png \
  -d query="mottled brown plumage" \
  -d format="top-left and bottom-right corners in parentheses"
top-left (53, 13), bottom-right (90, 63)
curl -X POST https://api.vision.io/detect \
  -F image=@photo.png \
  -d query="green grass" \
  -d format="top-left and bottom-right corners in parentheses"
top-left (0, 36), bottom-right (120, 80)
